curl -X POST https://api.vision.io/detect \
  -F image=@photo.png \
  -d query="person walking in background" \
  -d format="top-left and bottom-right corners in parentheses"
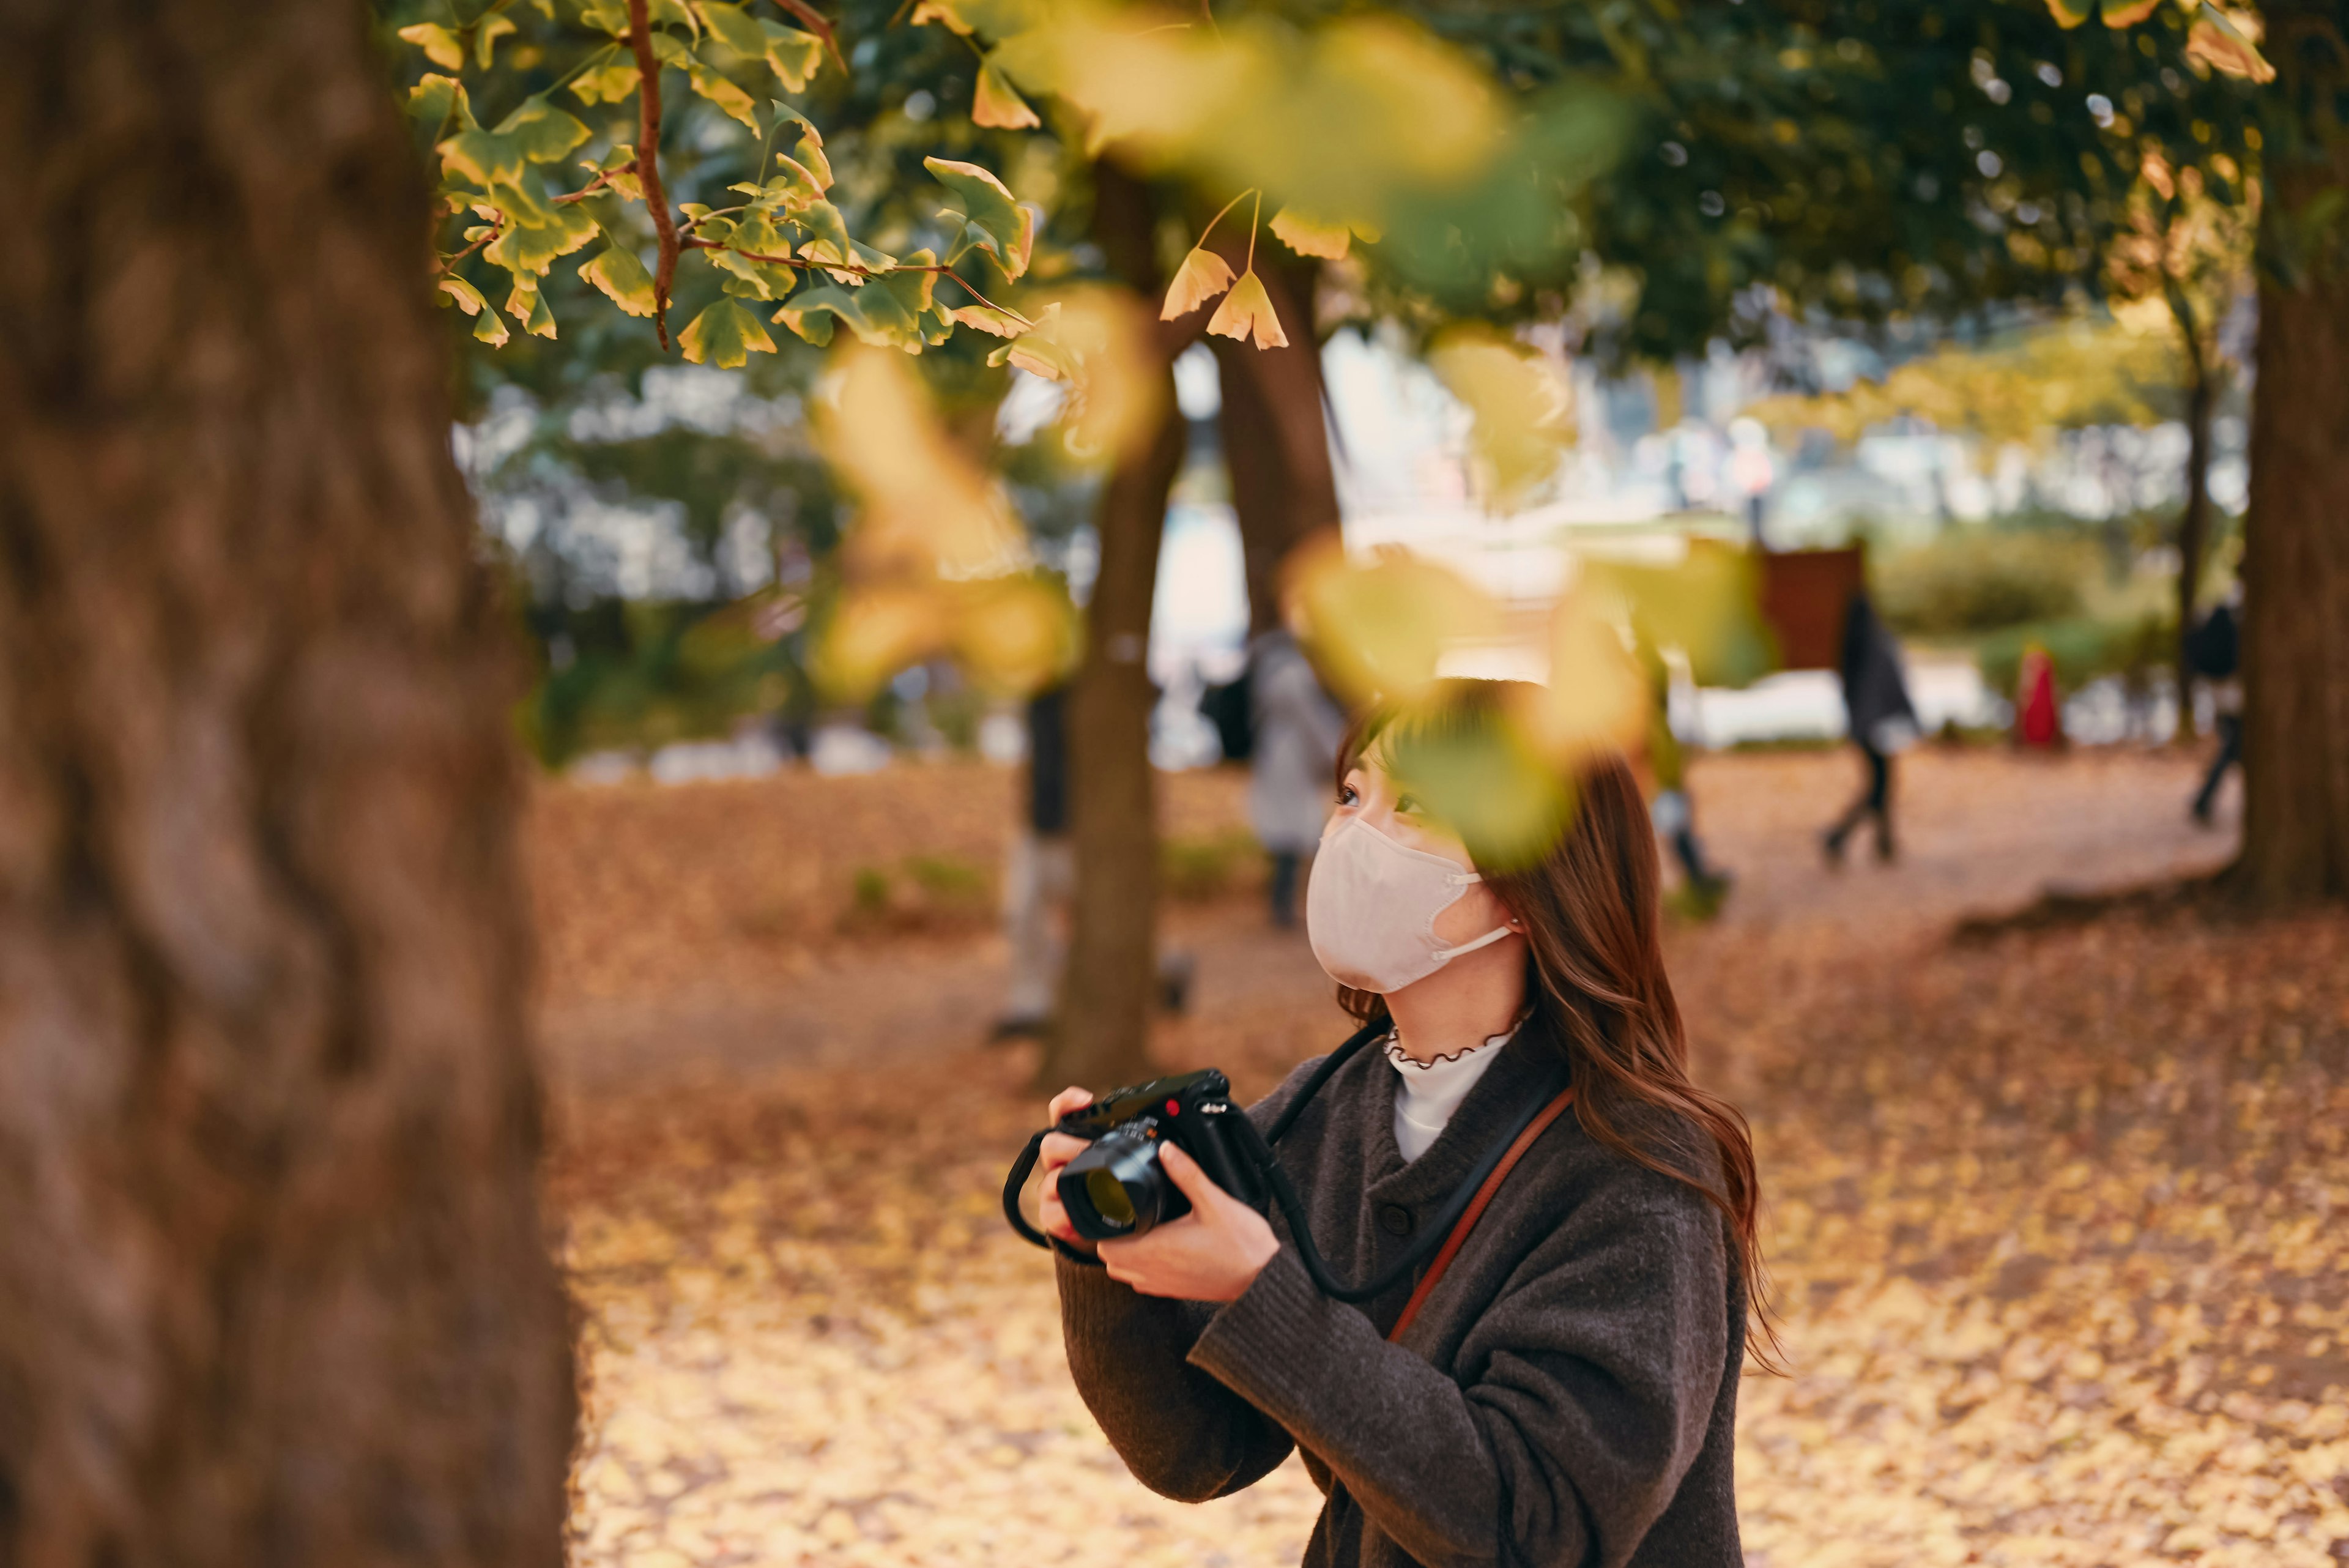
top-left (1249, 625), bottom-right (1346, 927)
top-left (993, 684), bottom-right (1073, 1040)
top-left (2187, 595), bottom-right (2243, 827)
top-left (1824, 590), bottom-right (1918, 866)
top-left (1637, 633), bottom-right (1732, 912)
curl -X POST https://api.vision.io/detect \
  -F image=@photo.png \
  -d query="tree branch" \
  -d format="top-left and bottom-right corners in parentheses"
top-left (771, 0), bottom-right (850, 78)
top-left (625, 1), bottom-right (681, 349)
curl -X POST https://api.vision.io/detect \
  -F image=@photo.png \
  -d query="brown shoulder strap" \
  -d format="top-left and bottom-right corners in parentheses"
top-left (1387, 1087), bottom-right (1577, 1343)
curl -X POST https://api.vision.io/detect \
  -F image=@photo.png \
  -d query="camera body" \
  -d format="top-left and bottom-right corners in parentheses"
top-left (1055, 1069), bottom-right (1269, 1241)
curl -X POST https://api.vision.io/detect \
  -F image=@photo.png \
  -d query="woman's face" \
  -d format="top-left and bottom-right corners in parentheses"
top-left (1331, 748), bottom-right (1518, 947)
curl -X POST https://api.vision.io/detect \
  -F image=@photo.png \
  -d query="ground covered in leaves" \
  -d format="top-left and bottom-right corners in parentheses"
top-left (530, 746), bottom-right (2349, 1567)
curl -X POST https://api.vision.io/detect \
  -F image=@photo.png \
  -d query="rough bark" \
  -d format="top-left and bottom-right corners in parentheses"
top-left (0, 3), bottom-right (576, 1564)
top-left (2235, 2), bottom-right (2349, 902)
top-left (2168, 280), bottom-right (2215, 744)
top-left (1047, 164), bottom-right (1187, 1089)
top-left (1206, 254), bottom-right (1342, 634)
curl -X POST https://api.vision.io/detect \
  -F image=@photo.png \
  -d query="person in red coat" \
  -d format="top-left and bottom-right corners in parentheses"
top-left (2015, 645), bottom-right (2062, 749)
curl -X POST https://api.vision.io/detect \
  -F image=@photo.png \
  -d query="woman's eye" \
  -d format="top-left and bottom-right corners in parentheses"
top-left (1337, 784), bottom-right (1359, 806)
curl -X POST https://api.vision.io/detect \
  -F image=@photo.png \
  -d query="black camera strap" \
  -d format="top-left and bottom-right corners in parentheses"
top-left (1003, 1017), bottom-right (1572, 1303)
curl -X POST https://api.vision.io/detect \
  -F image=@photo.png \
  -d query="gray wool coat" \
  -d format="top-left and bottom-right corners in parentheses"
top-left (1055, 1022), bottom-right (1746, 1568)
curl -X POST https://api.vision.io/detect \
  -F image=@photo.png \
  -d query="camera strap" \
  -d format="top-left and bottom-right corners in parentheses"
top-left (1386, 1083), bottom-right (1576, 1342)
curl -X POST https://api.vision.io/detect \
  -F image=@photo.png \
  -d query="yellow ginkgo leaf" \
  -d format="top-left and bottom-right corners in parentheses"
top-left (1270, 208), bottom-right (1353, 261)
top-left (1160, 247), bottom-right (1236, 321)
top-left (974, 59), bottom-right (1041, 130)
top-left (2186, 11), bottom-right (2274, 82)
top-left (1206, 269), bottom-right (1288, 349)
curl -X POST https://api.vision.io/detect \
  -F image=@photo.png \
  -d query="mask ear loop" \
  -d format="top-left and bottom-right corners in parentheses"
top-left (1431, 869), bottom-right (1520, 963)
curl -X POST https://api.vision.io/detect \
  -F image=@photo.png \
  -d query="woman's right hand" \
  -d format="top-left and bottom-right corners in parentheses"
top-left (1037, 1087), bottom-right (1097, 1254)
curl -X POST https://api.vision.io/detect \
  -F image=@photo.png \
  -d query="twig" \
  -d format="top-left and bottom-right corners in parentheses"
top-left (723, 246), bottom-right (1039, 327)
top-left (434, 220), bottom-right (507, 275)
top-left (551, 162), bottom-right (635, 204)
top-left (625, 0), bottom-right (681, 349)
top-left (771, 0), bottom-right (850, 78)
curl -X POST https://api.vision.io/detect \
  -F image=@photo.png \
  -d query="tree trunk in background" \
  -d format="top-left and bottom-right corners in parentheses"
top-left (0, 3), bottom-right (575, 1563)
top-left (1047, 165), bottom-right (1184, 1089)
top-left (2236, 8), bottom-right (2349, 901)
top-left (2170, 288), bottom-right (2214, 744)
top-left (1208, 255), bottom-right (1343, 634)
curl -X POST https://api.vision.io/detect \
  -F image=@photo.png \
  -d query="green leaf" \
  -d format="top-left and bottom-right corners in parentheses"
top-left (571, 46), bottom-right (640, 105)
top-left (773, 284), bottom-right (875, 346)
top-left (768, 153), bottom-right (826, 210)
top-left (579, 245), bottom-right (658, 316)
top-left (502, 275), bottom-right (558, 338)
top-left (650, 31), bottom-right (691, 67)
top-left (758, 20), bottom-right (825, 91)
top-left (650, 0), bottom-right (699, 31)
top-left (485, 191), bottom-right (599, 275)
top-left (437, 275), bottom-right (491, 315)
top-left (687, 51), bottom-right (761, 132)
top-left (474, 13), bottom-right (517, 70)
top-left (679, 298), bottom-right (777, 367)
top-left (949, 302), bottom-right (1028, 338)
top-left (710, 247), bottom-right (795, 300)
top-left (794, 200), bottom-right (853, 268)
top-left (496, 96), bottom-right (592, 164)
top-left (398, 23), bottom-right (466, 72)
top-left (695, 0), bottom-right (767, 58)
top-left (408, 75), bottom-right (474, 130)
top-left (439, 128), bottom-right (528, 187)
top-left (579, 0), bottom-right (632, 35)
top-left (923, 157), bottom-right (1031, 280)
top-left (473, 305), bottom-right (511, 346)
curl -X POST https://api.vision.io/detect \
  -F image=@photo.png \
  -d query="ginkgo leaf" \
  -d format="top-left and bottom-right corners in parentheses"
top-left (496, 97), bottom-right (591, 164)
top-left (2186, 9), bottom-right (2275, 81)
top-left (1205, 269), bottom-right (1288, 349)
top-left (950, 304), bottom-right (1030, 337)
top-left (594, 144), bottom-right (644, 200)
top-left (1160, 247), bottom-right (1236, 320)
top-left (474, 13), bottom-right (516, 70)
top-left (473, 306), bottom-right (511, 346)
top-left (504, 277), bottom-right (558, 338)
top-left (680, 298), bottom-right (777, 366)
top-left (795, 201), bottom-right (854, 269)
top-left (439, 128), bottom-right (529, 187)
top-left (924, 158), bottom-right (1031, 280)
top-left (1270, 207), bottom-right (1353, 261)
top-left (909, 0), bottom-right (975, 33)
top-left (687, 52), bottom-right (761, 132)
top-left (409, 74), bottom-right (474, 130)
top-left (484, 196), bottom-right (599, 275)
top-left (974, 58), bottom-right (1041, 130)
top-left (793, 128), bottom-right (834, 190)
top-left (437, 275), bottom-right (491, 316)
top-left (571, 48), bottom-right (641, 105)
top-left (578, 0), bottom-right (631, 34)
top-left (694, 0), bottom-right (767, 57)
top-left (759, 20), bottom-right (825, 91)
top-left (2044, 0), bottom-right (2093, 23)
top-left (398, 23), bottom-right (465, 72)
top-left (773, 284), bottom-right (876, 346)
top-left (766, 154), bottom-right (826, 210)
top-left (579, 245), bottom-right (658, 316)
top-left (2100, 0), bottom-right (2161, 23)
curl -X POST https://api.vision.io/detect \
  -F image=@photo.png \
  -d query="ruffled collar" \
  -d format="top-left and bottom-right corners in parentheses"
top-left (1384, 1014), bottom-right (1526, 1071)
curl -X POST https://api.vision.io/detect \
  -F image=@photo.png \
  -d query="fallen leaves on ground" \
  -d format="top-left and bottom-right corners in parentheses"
top-left (538, 746), bottom-right (2349, 1566)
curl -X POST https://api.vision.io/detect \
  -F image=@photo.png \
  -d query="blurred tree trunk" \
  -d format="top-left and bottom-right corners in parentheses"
top-left (0, 2), bottom-right (575, 1563)
top-left (1047, 164), bottom-right (1184, 1089)
top-left (2167, 278), bottom-right (2215, 743)
top-left (1207, 255), bottom-right (1343, 634)
top-left (2236, 2), bottom-right (2349, 902)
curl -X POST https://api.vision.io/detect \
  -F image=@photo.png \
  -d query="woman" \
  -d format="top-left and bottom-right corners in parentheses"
top-left (1036, 680), bottom-right (1768, 1568)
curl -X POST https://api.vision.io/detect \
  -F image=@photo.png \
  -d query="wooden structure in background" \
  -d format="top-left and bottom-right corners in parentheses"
top-left (1758, 546), bottom-right (1866, 672)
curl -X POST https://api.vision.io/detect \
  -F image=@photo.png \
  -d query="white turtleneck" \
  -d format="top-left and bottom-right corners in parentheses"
top-left (1386, 1022), bottom-right (1522, 1162)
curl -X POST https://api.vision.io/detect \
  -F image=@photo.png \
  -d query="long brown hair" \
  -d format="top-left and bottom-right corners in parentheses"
top-left (1335, 678), bottom-right (1778, 1367)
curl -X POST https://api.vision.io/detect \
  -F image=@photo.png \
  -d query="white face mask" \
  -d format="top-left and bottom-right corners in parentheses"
top-left (1306, 815), bottom-right (1515, 994)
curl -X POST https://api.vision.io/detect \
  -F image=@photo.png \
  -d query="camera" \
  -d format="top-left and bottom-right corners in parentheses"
top-left (1029, 1069), bottom-right (1269, 1242)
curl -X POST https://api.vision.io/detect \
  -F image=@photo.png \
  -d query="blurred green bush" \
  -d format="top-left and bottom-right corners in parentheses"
top-left (1160, 828), bottom-right (1266, 902)
top-left (1974, 611), bottom-right (2173, 698)
top-left (1870, 529), bottom-right (2101, 637)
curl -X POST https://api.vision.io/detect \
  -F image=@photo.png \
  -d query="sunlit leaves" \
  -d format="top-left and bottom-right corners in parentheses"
top-left (1204, 270), bottom-right (1288, 349)
top-left (2046, 0), bottom-right (2094, 26)
top-left (680, 298), bottom-right (777, 368)
top-left (2187, 7), bottom-right (2275, 83)
top-left (1426, 327), bottom-right (1573, 513)
top-left (2099, 0), bottom-right (2162, 24)
top-left (1582, 541), bottom-right (1776, 691)
top-left (437, 274), bottom-right (492, 316)
top-left (570, 48), bottom-right (641, 105)
top-left (580, 245), bottom-right (659, 316)
top-left (398, 23), bottom-right (466, 72)
top-left (475, 13), bottom-right (517, 69)
top-left (688, 48), bottom-right (762, 132)
top-left (759, 21), bottom-right (826, 91)
top-left (498, 97), bottom-right (591, 165)
top-left (1160, 247), bottom-right (1236, 320)
top-left (1290, 540), bottom-right (1496, 707)
top-left (974, 57), bottom-right (1042, 130)
top-left (694, 0), bottom-right (767, 59)
top-left (1269, 208), bottom-right (1353, 261)
top-left (924, 158), bottom-right (1033, 280)
top-left (407, 73), bottom-right (474, 130)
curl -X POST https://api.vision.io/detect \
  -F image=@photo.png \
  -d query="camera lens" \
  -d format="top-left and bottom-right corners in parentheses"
top-left (1083, 1169), bottom-right (1137, 1230)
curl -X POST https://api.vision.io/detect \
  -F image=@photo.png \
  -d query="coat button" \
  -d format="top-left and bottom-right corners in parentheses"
top-left (1379, 1203), bottom-right (1415, 1237)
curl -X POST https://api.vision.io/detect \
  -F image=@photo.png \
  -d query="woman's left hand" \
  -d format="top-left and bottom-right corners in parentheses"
top-left (1097, 1143), bottom-right (1282, 1302)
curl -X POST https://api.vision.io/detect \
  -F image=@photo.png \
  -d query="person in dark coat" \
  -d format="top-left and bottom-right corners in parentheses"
top-left (2186, 599), bottom-right (2241, 827)
top-left (1823, 590), bottom-right (1918, 865)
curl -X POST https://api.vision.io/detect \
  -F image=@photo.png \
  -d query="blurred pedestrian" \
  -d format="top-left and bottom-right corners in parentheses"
top-left (1823, 590), bottom-right (1918, 866)
top-left (993, 685), bottom-right (1072, 1040)
top-left (1638, 635), bottom-right (1731, 912)
top-left (2186, 596), bottom-right (2242, 827)
top-left (2015, 645), bottom-right (2063, 749)
top-left (1249, 625), bottom-right (1346, 927)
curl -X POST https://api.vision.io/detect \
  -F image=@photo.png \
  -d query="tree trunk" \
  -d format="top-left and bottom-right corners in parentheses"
top-left (1207, 255), bottom-right (1343, 634)
top-left (1046, 164), bottom-right (1185, 1089)
top-left (2169, 284), bottom-right (2215, 744)
top-left (0, 3), bottom-right (575, 1563)
top-left (2235, 7), bottom-right (2349, 901)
